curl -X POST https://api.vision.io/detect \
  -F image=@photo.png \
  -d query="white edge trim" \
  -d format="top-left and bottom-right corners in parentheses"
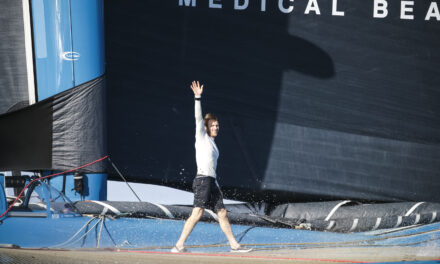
top-left (205, 209), bottom-right (219, 222)
top-left (90, 201), bottom-right (121, 215)
top-left (150, 202), bottom-right (174, 219)
top-left (394, 216), bottom-right (402, 228)
top-left (349, 218), bottom-right (359, 232)
top-left (325, 200), bottom-right (351, 221)
top-left (22, 0), bottom-right (36, 105)
top-left (372, 217), bottom-right (382, 231)
top-left (414, 214), bottom-right (420, 225)
top-left (405, 202), bottom-right (425, 217)
top-left (101, 207), bottom-right (108, 215)
top-left (430, 212), bottom-right (437, 223)
top-left (326, 220), bottom-right (335, 230)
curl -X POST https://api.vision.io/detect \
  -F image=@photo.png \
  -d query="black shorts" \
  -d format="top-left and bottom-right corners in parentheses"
top-left (192, 176), bottom-right (225, 212)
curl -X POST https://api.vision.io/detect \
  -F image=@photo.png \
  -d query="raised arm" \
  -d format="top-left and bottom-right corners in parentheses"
top-left (191, 81), bottom-right (205, 138)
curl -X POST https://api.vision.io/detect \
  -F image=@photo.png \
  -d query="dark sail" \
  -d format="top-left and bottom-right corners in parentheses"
top-left (105, 1), bottom-right (440, 203)
top-left (0, 0), bottom-right (30, 114)
top-left (1, 0), bottom-right (439, 203)
top-left (0, 77), bottom-right (107, 172)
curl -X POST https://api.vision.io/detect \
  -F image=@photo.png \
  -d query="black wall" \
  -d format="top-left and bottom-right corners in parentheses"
top-left (105, 0), bottom-right (440, 203)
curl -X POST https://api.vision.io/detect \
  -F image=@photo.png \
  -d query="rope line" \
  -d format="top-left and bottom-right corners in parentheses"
top-left (70, 218), bottom-right (103, 248)
top-left (49, 216), bottom-right (98, 248)
top-left (0, 155), bottom-right (109, 219)
top-left (108, 157), bottom-right (142, 202)
top-left (97, 216), bottom-right (105, 248)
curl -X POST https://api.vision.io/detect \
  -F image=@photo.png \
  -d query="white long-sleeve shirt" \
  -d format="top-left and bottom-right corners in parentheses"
top-left (194, 95), bottom-right (219, 178)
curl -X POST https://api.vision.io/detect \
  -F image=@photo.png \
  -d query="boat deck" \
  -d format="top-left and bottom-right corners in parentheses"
top-left (1, 217), bottom-right (439, 263)
top-left (1, 246), bottom-right (439, 264)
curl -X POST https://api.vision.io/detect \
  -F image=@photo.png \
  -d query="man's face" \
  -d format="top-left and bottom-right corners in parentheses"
top-left (207, 120), bottom-right (219, 138)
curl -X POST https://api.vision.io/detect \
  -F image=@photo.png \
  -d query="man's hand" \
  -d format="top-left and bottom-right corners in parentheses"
top-left (191, 80), bottom-right (204, 96)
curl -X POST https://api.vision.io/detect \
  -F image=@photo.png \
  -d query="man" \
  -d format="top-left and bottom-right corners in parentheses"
top-left (172, 81), bottom-right (252, 253)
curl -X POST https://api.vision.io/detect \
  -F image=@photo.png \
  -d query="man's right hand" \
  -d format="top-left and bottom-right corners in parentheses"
top-left (191, 81), bottom-right (204, 96)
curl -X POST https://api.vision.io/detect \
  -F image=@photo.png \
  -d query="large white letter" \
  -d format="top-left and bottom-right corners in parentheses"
top-left (235, 0), bottom-right (249, 10)
top-left (373, 0), bottom-right (388, 18)
top-left (209, 0), bottom-right (222, 8)
top-left (332, 0), bottom-right (345, 16)
top-left (179, 0), bottom-right (196, 7)
top-left (305, 0), bottom-right (320, 15)
top-left (279, 0), bottom-right (294, 13)
top-left (261, 0), bottom-right (267, 12)
top-left (425, 2), bottom-right (440, 21)
top-left (401, 1), bottom-right (414, 20)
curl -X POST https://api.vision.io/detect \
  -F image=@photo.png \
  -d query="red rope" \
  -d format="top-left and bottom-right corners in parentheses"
top-left (0, 155), bottom-right (109, 219)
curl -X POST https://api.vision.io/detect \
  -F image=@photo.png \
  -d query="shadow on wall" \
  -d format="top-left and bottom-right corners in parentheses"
top-left (105, 1), bottom-right (334, 202)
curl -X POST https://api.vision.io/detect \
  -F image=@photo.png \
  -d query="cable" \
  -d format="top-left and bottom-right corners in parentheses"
top-left (59, 217), bottom-right (103, 248)
top-left (97, 216), bottom-right (105, 248)
top-left (108, 157), bottom-right (142, 202)
top-left (0, 156), bottom-right (109, 219)
top-left (103, 218), bottom-right (118, 247)
top-left (50, 216), bottom-right (98, 248)
top-left (209, 226), bottom-right (256, 246)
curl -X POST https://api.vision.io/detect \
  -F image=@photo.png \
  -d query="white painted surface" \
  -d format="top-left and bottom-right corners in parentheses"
top-left (107, 180), bottom-right (243, 205)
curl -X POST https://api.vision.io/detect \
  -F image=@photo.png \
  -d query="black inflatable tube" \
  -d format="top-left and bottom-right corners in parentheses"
top-left (73, 201), bottom-right (440, 233)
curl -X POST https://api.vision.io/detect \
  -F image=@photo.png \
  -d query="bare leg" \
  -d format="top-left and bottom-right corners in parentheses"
top-left (217, 208), bottom-right (240, 249)
top-left (175, 207), bottom-right (204, 250)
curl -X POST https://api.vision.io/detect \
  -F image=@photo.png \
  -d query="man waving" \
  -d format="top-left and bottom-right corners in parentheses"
top-left (172, 81), bottom-right (252, 253)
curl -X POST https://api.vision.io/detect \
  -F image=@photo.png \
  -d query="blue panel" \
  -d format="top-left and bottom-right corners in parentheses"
top-left (0, 173), bottom-right (4, 188)
top-left (1, 216), bottom-right (439, 250)
top-left (82, 173), bottom-right (107, 200)
top-left (70, 0), bottom-right (105, 85)
top-left (50, 173), bottom-right (107, 201)
top-left (32, 0), bottom-right (74, 101)
top-left (0, 178), bottom-right (6, 220)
